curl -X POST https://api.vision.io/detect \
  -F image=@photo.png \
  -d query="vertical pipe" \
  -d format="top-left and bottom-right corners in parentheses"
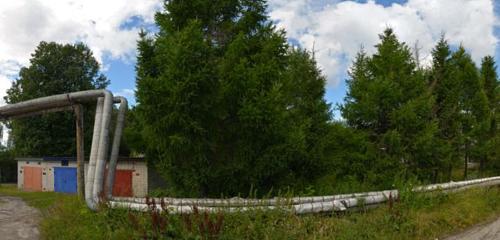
top-left (93, 91), bottom-right (113, 201)
top-left (85, 97), bottom-right (103, 209)
top-left (74, 104), bottom-right (85, 199)
top-left (106, 97), bottom-right (128, 198)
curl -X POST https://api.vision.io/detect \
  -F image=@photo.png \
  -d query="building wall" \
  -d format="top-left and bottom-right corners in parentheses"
top-left (17, 158), bottom-right (148, 197)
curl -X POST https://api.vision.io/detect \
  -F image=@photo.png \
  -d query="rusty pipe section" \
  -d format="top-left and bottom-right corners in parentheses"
top-left (0, 90), bottom-right (122, 211)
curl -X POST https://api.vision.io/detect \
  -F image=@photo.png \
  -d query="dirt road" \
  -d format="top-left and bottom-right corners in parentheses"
top-left (0, 196), bottom-right (40, 240)
top-left (445, 217), bottom-right (500, 240)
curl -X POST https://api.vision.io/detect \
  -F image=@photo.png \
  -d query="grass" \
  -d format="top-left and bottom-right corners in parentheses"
top-left (0, 184), bottom-right (70, 210)
top-left (39, 186), bottom-right (500, 239)
top-left (3, 183), bottom-right (500, 239)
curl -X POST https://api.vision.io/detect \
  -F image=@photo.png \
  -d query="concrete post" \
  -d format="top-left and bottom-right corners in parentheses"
top-left (74, 104), bottom-right (85, 199)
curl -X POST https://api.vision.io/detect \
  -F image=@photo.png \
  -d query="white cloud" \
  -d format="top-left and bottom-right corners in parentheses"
top-left (116, 88), bottom-right (136, 101)
top-left (0, 0), bottom-right (162, 105)
top-left (269, 0), bottom-right (498, 86)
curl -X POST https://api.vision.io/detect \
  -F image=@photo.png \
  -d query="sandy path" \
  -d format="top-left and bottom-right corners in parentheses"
top-left (444, 218), bottom-right (500, 240)
top-left (0, 196), bottom-right (40, 240)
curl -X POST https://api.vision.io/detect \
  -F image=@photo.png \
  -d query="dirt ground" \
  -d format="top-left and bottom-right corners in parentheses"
top-left (0, 196), bottom-right (40, 240)
top-left (444, 217), bottom-right (500, 240)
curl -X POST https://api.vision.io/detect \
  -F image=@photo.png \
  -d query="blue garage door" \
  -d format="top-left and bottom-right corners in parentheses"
top-left (54, 167), bottom-right (77, 193)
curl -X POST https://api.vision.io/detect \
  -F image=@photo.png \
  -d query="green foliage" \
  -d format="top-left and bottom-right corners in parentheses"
top-left (0, 149), bottom-right (16, 183)
top-left (136, 0), bottom-right (332, 197)
top-left (4, 41), bottom-right (109, 157)
top-left (341, 29), bottom-right (439, 183)
top-left (428, 37), bottom-right (462, 181)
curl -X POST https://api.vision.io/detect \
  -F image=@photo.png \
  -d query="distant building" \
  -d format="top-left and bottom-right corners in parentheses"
top-left (16, 157), bottom-right (148, 197)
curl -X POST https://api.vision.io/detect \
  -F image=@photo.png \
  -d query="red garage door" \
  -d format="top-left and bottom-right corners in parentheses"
top-left (23, 166), bottom-right (42, 191)
top-left (112, 170), bottom-right (133, 197)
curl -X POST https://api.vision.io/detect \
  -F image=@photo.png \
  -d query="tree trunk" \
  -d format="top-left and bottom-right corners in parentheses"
top-left (464, 140), bottom-right (469, 180)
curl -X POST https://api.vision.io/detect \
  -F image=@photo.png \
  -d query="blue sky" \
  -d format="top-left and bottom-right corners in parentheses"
top-left (0, 0), bottom-right (499, 120)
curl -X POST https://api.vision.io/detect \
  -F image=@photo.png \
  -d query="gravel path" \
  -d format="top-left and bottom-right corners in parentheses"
top-left (0, 196), bottom-right (40, 240)
top-left (445, 218), bottom-right (500, 240)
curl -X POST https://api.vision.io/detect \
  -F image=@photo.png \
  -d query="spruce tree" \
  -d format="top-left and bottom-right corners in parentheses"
top-left (480, 56), bottom-right (499, 170)
top-left (451, 47), bottom-right (490, 177)
top-left (136, 0), bottom-right (331, 197)
top-left (342, 29), bottom-right (439, 183)
top-left (429, 38), bottom-right (462, 180)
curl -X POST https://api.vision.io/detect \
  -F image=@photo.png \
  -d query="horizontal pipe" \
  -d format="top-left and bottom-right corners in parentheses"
top-left (110, 176), bottom-right (500, 214)
top-left (111, 190), bottom-right (397, 207)
top-left (0, 90), bottom-right (110, 117)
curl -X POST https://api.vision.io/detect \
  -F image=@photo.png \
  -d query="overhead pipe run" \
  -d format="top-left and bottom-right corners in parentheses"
top-left (0, 90), bottom-right (127, 211)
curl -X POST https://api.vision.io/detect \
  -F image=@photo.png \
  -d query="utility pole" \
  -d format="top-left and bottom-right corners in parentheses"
top-left (74, 104), bottom-right (85, 199)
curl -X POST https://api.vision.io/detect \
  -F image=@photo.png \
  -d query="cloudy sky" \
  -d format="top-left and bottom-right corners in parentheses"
top-left (0, 0), bottom-right (499, 118)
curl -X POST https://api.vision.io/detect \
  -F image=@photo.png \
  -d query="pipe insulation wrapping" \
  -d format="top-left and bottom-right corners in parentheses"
top-left (0, 90), bottom-right (122, 211)
top-left (85, 97), bottom-right (104, 210)
top-left (105, 96), bottom-right (128, 198)
top-left (109, 176), bottom-right (500, 214)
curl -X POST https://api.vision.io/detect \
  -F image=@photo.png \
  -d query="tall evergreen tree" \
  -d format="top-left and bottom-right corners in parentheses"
top-left (480, 56), bottom-right (499, 170)
top-left (429, 38), bottom-right (462, 180)
top-left (136, 0), bottom-right (331, 197)
top-left (451, 47), bottom-right (490, 177)
top-left (5, 42), bottom-right (108, 156)
top-left (342, 29), bottom-right (439, 183)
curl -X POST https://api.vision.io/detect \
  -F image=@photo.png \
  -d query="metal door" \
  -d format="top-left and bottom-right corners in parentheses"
top-left (23, 166), bottom-right (42, 191)
top-left (113, 170), bottom-right (133, 197)
top-left (54, 167), bottom-right (77, 193)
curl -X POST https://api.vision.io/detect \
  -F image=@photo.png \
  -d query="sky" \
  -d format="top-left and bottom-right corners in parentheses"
top-left (0, 0), bottom-right (499, 120)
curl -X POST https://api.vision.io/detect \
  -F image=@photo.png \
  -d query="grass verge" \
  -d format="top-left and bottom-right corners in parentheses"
top-left (31, 185), bottom-right (500, 239)
top-left (0, 184), bottom-right (69, 210)
top-left (2, 183), bottom-right (500, 239)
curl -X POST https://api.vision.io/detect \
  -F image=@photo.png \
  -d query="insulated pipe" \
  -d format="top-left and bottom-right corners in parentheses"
top-left (111, 190), bottom-right (398, 207)
top-left (105, 96), bottom-right (128, 198)
top-left (85, 97), bottom-right (104, 210)
top-left (0, 90), bottom-right (111, 117)
top-left (109, 176), bottom-right (500, 214)
top-left (93, 91), bottom-right (113, 202)
top-left (0, 89), bottom-right (116, 211)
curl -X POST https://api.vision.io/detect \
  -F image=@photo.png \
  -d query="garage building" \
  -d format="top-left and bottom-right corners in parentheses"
top-left (17, 157), bottom-right (148, 197)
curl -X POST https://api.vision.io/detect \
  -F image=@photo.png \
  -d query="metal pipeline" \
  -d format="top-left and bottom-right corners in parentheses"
top-left (0, 90), bottom-right (119, 211)
top-left (85, 97), bottom-right (104, 210)
top-left (109, 176), bottom-right (500, 214)
top-left (105, 96), bottom-right (128, 198)
top-left (92, 91), bottom-right (113, 203)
